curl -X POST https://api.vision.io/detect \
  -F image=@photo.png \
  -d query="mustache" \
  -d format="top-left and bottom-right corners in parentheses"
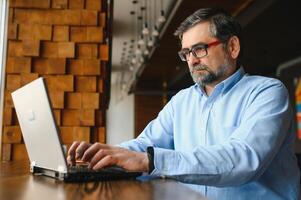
top-left (191, 65), bottom-right (210, 72)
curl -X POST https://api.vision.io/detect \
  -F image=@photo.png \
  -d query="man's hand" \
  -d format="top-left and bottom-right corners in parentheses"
top-left (67, 141), bottom-right (149, 172)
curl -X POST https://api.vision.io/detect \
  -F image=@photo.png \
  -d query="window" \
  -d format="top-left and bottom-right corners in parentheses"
top-left (0, 0), bottom-right (9, 157)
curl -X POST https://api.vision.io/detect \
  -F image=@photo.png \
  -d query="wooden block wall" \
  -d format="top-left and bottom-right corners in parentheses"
top-left (2, 0), bottom-right (110, 161)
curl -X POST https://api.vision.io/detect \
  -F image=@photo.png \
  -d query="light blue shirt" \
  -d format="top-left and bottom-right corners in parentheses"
top-left (120, 67), bottom-right (300, 200)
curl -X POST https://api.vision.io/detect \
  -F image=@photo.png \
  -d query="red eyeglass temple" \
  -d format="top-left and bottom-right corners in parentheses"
top-left (207, 40), bottom-right (222, 47)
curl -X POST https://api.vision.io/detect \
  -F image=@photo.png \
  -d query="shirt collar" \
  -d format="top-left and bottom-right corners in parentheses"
top-left (193, 67), bottom-right (245, 96)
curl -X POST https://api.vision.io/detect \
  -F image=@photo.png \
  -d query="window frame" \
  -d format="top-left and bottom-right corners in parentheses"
top-left (0, 0), bottom-right (9, 160)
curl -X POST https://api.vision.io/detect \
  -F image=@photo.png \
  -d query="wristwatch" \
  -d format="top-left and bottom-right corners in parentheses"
top-left (147, 146), bottom-right (155, 174)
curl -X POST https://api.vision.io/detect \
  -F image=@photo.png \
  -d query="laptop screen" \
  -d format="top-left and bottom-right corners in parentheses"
top-left (11, 77), bottom-right (68, 173)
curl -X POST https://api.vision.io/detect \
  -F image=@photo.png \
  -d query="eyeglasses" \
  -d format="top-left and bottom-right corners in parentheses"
top-left (178, 40), bottom-right (222, 62)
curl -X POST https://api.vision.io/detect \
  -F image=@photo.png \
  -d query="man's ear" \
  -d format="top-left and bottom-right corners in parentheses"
top-left (227, 36), bottom-right (240, 59)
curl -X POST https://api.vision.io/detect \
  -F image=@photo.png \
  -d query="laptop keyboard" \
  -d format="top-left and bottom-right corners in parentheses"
top-left (64, 164), bottom-right (142, 182)
top-left (69, 165), bottom-right (127, 173)
top-left (69, 165), bottom-right (94, 173)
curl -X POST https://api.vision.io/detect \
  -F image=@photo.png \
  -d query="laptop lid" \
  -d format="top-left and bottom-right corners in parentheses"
top-left (11, 77), bottom-right (68, 173)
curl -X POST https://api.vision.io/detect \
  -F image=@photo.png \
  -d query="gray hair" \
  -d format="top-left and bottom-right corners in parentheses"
top-left (174, 7), bottom-right (243, 64)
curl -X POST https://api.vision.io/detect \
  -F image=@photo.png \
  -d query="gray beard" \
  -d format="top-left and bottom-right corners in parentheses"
top-left (190, 60), bottom-right (230, 86)
top-left (190, 66), bottom-right (217, 86)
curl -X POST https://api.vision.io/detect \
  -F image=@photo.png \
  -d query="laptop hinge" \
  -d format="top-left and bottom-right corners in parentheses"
top-left (58, 165), bottom-right (67, 173)
top-left (30, 161), bottom-right (36, 173)
top-left (30, 164), bottom-right (67, 181)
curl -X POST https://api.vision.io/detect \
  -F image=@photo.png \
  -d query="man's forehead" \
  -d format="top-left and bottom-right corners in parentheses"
top-left (181, 21), bottom-right (212, 48)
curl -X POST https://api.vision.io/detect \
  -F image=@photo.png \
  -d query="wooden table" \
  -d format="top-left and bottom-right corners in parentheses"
top-left (0, 161), bottom-right (207, 200)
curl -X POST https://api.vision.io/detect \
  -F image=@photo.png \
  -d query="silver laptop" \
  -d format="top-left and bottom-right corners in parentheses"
top-left (11, 77), bottom-right (142, 182)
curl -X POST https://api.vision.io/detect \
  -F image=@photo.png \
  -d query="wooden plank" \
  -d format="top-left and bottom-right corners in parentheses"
top-left (69, 0), bottom-right (84, 9)
top-left (44, 75), bottom-right (74, 91)
top-left (62, 109), bottom-right (94, 126)
top-left (77, 44), bottom-right (98, 58)
top-left (4, 91), bottom-right (14, 108)
top-left (14, 9), bottom-right (81, 25)
top-left (7, 23), bottom-right (18, 40)
top-left (75, 76), bottom-right (97, 92)
top-left (81, 10), bottom-right (98, 25)
top-left (86, 0), bottom-right (102, 10)
top-left (97, 78), bottom-right (104, 93)
top-left (70, 27), bottom-right (87, 42)
top-left (46, 58), bottom-right (66, 74)
top-left (73, 127), bottom-right (90, 142)
top-left (52, 0), bottom-right (68, 9)
top-left (41, 41), bottom-right (58, 58)
top-left (62, 110), bottom-right (80, 126)
top-left (8, 41), bottom-right (23, 57)
top-left (22, 39), bottom-right (40, 56)
top-left (2, 144), bottom-right (12, 161)
top-left (99, 44), bottom-right (109, 61)
top-left (98, 127), bottom-right (106, 143)
top-left (63, 10), bottom-right (82, 25)
top-left (60, 127), bottom-right (73, 143)
top-left (32, 58), bottom-right (66, 74)
top-left (53, 109), bottom-right (61, 126)
top-left (48, 91), bottom-right (64, 109)
top-left (41, 42), bottom-right (75, 58)
top-left (6, 57), bottom-right (31, 74)
top-left (66, 92), bottom-right (82, 109)
top-left (53, 26), bottom-right (69, 42)
top-left (10, 0), bottom-right (50, 8)
top-left (9, 8), bottom-right (14, 23)
top-left (69, 59), bottom-right (84, 75)
top-left (99, 12), bottom-right (106, 27)
top-left (19, 24), bottom-right (52, 40)
top-left (70, 26), bottom-right (103, 43)
top-left (83, 59), bottom-right (101, 75)
top-left (60, 126), bottom-right (90, 143)
top-left (66, 92), bottom-right (99, 109)
top-left (80, 109), bottom-right (95, 126)
top-left (58, 42), bottom-right (75, 58)
top-left (82, 92), bottom-right (99, 109)
top-left (3, 108), bottom-right (13, 126)
top-left (86, 27), bottom-right (103, 42)
top-left (20, 73), bottom-right (39, 86)
top-left (12, 144), bottom-right (29, 161)
top-left (6, 74), bottom-right (21, 91)
top-left (3, 126), bottom-right (22, 143)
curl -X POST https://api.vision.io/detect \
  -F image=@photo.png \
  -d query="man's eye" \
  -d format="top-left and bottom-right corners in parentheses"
top-left (194, 47), bottom-right (205, 52)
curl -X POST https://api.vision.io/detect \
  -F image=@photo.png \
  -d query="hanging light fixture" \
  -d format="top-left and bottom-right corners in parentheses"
top-left (135, 44), bottom-right (142, 55)
top-left (143, 48), bottom-right (149, 56)
top-left (130, 10), bottom-right (135, 40)
top-left (142, 24), bottom-right (149, 35)
top-left (152, 25), bottom-right (159, 37)
top-left (158, 0), bottom-right (166, 24)
top-left (151, 0), bottom-right (159, 39)
top-left (138, 34), bottom-right (145, 46)
top-left (128, 7), bottom-right (136, 71)
top-left (137, 12), bottom-right (145, 46)
top-left (147, 37), bottom-right (154, 47)
top-left (131, 55), bottom-right (137, 64)
top-left (142, 0), bottom-right (149, 35)
top-left (139, 57), bottom-right (145, 63)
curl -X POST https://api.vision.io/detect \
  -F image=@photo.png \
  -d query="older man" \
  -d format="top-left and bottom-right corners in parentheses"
top-left (68, 7), bottom-right (300, 199)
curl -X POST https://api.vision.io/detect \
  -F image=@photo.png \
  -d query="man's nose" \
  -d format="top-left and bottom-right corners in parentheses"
top-left (187, 53), bottom-right (201, 67)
